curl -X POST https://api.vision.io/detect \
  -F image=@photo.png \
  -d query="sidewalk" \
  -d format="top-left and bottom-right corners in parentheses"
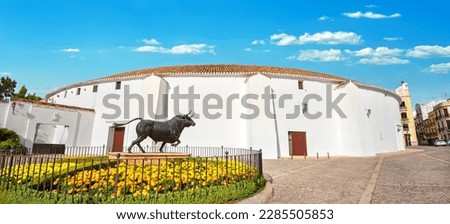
top-left (261, 146), bottom-right (450, 204)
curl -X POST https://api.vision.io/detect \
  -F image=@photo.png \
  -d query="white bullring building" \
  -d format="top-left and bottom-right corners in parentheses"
top-left (2, 64), bottom-right (405, 158)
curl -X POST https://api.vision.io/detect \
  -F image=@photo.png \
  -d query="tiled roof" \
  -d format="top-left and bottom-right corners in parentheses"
top-left (12, 98), bottom-right (94, 112)
top-left (103, 64), bottom-right (347, 81)
top-left (45, 64), bottom-right (400, 102)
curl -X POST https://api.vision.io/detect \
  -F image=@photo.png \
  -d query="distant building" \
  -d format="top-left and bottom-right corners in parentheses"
top-left (415, 100), bottom-right (446, 145)
top-left (426, 111), bottom-right (439, 144)
top-left (434, 100), bottom-right (450, 141)
top-left (395, 81), bottom-right (418, 146)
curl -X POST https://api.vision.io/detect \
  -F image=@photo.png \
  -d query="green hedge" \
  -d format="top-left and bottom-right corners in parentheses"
top-left (0, 128), bottom-right (26, 153)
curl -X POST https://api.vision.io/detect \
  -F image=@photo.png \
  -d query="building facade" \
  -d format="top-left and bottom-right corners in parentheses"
top-left (45, 64), bottom-right (405, 158)
top-left (434, 100), bottom-right (450, 141)
top-left (415, 100), bottom-right (446, 145)
top-left (3, 65), bottom-right (406, 158)
top-left (395, 81), bottom-right (418, 146)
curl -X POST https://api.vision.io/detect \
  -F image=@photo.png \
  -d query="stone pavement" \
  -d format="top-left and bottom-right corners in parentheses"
top-left (262, 146), bottom-right (450, 204)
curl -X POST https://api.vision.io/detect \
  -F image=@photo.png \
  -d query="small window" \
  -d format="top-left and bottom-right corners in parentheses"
top-left (93, 85), bottom-right (98, 92)
top-left (115, 81), bottom-right (121, 90)
top-left (298, 81), bottom-right (304, 90)
top-left (64, 91), bottom-right (67, 98)
top-left (302, 103), bottom-right (308, 114)
top-left (401, 112), bottom-right (407, 119)
top-left (400, 101), bottom-right (405, 107)
top-left (76, 88), bottom-right (81, 95)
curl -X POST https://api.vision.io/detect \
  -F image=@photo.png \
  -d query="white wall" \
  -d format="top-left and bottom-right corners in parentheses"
top-left (270, 78), bottom-right (342, 158)
top-left (0, 102), bottom-right (10, 127)
top-left (2, 101), bottom-right (94, 148)
top-left (48, 84), bottom-right (100, 109)
top-left (334, 82), bottom-right (404, 156)
top-left (45, 73), bottom-right (404, 158)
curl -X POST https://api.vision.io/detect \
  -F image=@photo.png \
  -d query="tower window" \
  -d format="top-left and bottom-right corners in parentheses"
top-left (115, 81), bottom-right (121, 90)
top-left (401, 112), bottom-right (407, 119)
top-left (76, 88), bottom-right (81, 95)
top-left (93, 85), bottom-right (98, 92)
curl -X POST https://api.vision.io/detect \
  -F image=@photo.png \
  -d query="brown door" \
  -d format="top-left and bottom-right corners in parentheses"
top-left (112, 127), bottom-right (125, 152)
top-left (290, 131), bottom-right (307, 156)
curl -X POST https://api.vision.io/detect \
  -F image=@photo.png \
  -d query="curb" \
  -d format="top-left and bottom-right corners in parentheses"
top-left (376, 148), bottom-right (424, 157)
top-left (238, 174), bottom-right (274, 204)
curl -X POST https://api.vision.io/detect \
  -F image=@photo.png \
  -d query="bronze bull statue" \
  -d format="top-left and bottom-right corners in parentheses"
top-left (113, 111), bottom-right (196, 153)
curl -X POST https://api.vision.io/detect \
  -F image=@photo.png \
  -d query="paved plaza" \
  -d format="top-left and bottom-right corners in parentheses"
top-left (263, 146), bottom-right (450, 204)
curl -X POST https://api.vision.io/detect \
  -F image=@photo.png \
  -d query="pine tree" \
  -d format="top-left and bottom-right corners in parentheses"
top-left (16, 85), bottom-right (27, 98)
top-left (0, 76), bottom-right (17, 100)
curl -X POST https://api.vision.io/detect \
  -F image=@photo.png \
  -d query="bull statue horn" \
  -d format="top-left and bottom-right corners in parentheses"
top-left (187, 110), bottom-right (194, 117)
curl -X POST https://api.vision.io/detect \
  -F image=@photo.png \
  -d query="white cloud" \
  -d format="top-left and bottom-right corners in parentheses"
top-left (270, 33), bottom-right (298, 46)
top-left (346, 47), bottom-right (404, 57)
top-left (142, 38), bottom-right (160, 45)
top-left (135, 43), bottom-right (215, 55)
top-left (0, 72), bottom-right (12, 76)
top-left (287, 55), bottom-right (297, 61)
top-left (135, 45), bottom-right (167, 53)
top-left (296, 49), bottom-right (344, 62)
top-left (270, 31), bottom-right (361, 45)
top-left (244, 47), bottom-right (270, 53)
top-left (345, 47), bottom-right (409, 65)
top-left (299, 31), bottom-right (361, 45)
top-left (359, 57), bottom-right (409, 65)
top-left (343, 11), bottom-right (401, 19)
top-left (251, 40), bottom-right (265, 45)
top-left (406, 45), bottom-right (450, 58)
top-left (61, 48), bottom-right (80, 53)
top-left (171, 44), bottom-right (213, 54)
top-left (423, 62), bottom-right (450, 73)
top-left (318, 16), bottom-right (330, 21)
top-left (383, 37), bottom-right (403, 41)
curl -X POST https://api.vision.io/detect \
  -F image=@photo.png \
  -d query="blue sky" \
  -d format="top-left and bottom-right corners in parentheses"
top-left (0, 0), bottom-right (449, 105)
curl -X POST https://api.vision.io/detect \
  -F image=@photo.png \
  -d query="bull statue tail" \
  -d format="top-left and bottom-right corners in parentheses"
top-left (113, 118), bottom-right (143, 127)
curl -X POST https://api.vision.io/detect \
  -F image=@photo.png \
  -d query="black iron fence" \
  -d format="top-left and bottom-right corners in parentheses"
top-left (1, 145), bottom-right (262, 159)
top-left (0, 147), bottom-right (263, 204)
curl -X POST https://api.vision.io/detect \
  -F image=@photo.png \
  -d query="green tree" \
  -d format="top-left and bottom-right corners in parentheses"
top-left (26, 92), bottom-right (42, 101)
top-left (0, 76), bottom-right (17, 100)
top-left (16, 85), bottom-right (28, 98)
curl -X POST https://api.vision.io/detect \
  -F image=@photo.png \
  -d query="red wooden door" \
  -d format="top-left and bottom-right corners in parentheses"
top-left (290, 132), bottom-right (307, 156)
top-left (112, 127), bottom-right (125, 152)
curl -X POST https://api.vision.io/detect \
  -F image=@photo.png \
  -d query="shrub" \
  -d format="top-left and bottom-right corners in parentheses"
top-left (0, 128), bottom-right (25, 153)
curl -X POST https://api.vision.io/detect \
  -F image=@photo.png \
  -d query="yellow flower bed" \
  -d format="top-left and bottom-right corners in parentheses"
top-left (3, 158), bottom-right (258, 198)
top-left (5, 161), bottom-right (82, 184)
